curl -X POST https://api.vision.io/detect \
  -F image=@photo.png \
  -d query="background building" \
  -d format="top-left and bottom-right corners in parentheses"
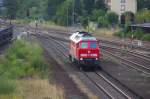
top-left (106, 0), bottom-right (137, 19)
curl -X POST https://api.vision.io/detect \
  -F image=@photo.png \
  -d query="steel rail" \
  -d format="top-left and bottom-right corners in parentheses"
top-left (34, 33), bottom-right (134, 99)
top-left (103, 50), bottom-right (150, 75)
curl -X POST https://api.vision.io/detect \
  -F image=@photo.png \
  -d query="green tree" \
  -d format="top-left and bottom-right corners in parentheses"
top-left (4, 0), bottom-right (19, 19)
top-left (137, 0), bottom-right (150, 10)
top-left (106, 12), bottom-right (118, 25)
top-left (55, 0), bottom-right (73, 26)
top-left (3, 0), bottom-right (108, 26)
top-left (79, 16), bottom-right (89, 27)
top-left (17, 0), bottom-right (47, 19)
top-left (82, 0), bottom-right (95, 14)
top-left (94, 0), bottom-right (107, 11)
top-left (82, 0), bottom-right (107, 15)
top-left (122, 11), bottom-right (135, 24)
top-left (135, 9), bottom-right (150, 23)
top-left (98, 16), bottom-right (109, 27)
top-left (90, 9), bottom-right (106, 21)
top-left (47, 0), bottom-right (65, 20)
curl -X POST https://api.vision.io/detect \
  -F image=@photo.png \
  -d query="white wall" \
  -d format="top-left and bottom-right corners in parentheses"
top-left (108, 0), bottom-right (137, 16)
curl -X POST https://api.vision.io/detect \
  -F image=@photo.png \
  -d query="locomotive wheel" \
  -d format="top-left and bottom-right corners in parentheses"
top-left (71, 57), bottom-right (75, 63)
top-left (69, 55), bottom-right (72, 62)
top-left (77, 61), bottom-right (82, 69)
top-left (95, 64), bottom-right (101, 71)
top-left (69, 55), bottom-right (75, 63)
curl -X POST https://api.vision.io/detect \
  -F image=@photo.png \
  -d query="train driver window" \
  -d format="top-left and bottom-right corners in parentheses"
top-left (80, 42), bottom-right (88, 48)
top-left (90, 42), bottom-right (97, 48)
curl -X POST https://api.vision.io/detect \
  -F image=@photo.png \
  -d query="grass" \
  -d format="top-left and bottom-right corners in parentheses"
top-left (16, 79), bottom-right (65, 99)
top-left (11, 19), bottom-right (32, 25)
top-left (142, 34), bottom-right (150, 41)
top-left (94, 27), bottom-right (121, 38)
top-left (29, 20), bottom-right (73, 32)
top-left (0, 78), bottom-right (16, 95)
top-left (12, 19), bottom-right (69, 32)
top-left (0, 79), bottom-right (65, 99)
top-left (0, 40), bottom-right (66, 99)
top-left (0, 94), bottom-right (21, 99)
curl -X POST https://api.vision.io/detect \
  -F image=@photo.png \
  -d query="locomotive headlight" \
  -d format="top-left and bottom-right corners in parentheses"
top-left (80, 58), bottom-right (83, 60)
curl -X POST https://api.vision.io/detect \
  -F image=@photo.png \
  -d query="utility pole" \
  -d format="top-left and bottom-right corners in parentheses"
top-left (72, 0), bottom-right (75, 26)
top-left (67, 6), bottom-right (69, 32)
top-left (88, 17), bottom-right (90, 32)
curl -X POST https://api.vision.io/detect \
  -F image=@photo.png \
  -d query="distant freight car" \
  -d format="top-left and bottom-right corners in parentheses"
top-left (69, 31), bottom-right (100, 69)
top-left (0, 26), bottom-right (13, 45)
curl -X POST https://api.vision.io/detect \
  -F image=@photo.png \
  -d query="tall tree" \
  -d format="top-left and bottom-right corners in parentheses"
top-left (47, 0), bottom-right (65, 20)
top-left (4, 0), bottom-right (19, 19)
top-left (16, 0), bottom-right (47, 19)
top-left (82, 0), bottom-right (95, 14)
top-left (106, 12), bottom-right (118, 24)
top-left (55, 0), bottom-right (73, 26)
top-left (95, 0), bottom-right (107, 11)
top-left (137, 0), bottom-right (150, 10)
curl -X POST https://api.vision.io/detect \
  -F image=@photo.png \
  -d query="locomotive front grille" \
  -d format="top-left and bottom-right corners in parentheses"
top-left (80, 54), bottom-right (98, 57)
top-left (79, 58), bottom-right (99, 65)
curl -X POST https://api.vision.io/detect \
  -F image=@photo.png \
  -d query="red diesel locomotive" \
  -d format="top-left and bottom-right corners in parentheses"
top-left (69, 31), bottom-right (100, 68)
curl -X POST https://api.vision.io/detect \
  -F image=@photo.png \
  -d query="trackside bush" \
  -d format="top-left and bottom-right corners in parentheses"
top-left (0, 40), bottom-right (49, 97)
top-left (0, 40), bottom-right (48, 78)
top-left (113, 31), bottom-right (124, 38)
top-left (0, 78), bottom-right (16, 95)
top-left (133, 29), bottom-right (144, 39)
top-left (142, 34), bottom-right (150, 41)
top-left (114, 28), bottom-right (150, 41)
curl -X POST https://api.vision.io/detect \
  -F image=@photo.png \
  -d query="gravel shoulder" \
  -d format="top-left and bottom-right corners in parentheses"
top-left (44, 50), bottom-right (89, 99)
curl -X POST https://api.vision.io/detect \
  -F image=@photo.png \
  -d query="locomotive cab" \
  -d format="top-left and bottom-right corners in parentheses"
top-left (78, 41), bottom-right (100, 65)
top-left (69, 31), bottom-right (101, 68)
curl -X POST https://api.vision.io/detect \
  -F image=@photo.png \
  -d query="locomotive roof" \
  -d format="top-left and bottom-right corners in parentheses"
top-left (69, 32), bottom-right (97, 43)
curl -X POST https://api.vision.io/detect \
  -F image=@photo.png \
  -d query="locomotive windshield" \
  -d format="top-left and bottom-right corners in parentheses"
top-left (80, 42), bottom-right (97, 48)
top-left (90, 42), bottom-right (97, 48)
top-left (80, 42), bottom-right (88, 48)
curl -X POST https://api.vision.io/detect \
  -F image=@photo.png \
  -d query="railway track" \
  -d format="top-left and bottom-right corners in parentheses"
top-left (52, 35), bottom-right (150, 99)
top-left (102, 44), bottom-right (150, 61)
top-left (99, 39), bottom-right (150, 52)
top-left (84, 72), bottom-right (130, 99)
top-left (33, 33), bottom-right (140, 99)
top-left (30, 29), bottom-right (150, 75)
top-left (15, 24), bottom-right (150, 53)
top-left (35, 35), bottom-right (111, 99)
top-left (32, 31), bottom-right (150, 75)
top-left (15, 25), bottom-right (150, 99)
top-left (102, 46), bottom-right (150, 75)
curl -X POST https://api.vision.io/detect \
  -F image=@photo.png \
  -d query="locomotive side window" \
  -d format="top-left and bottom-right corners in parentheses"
top-left (80, 42), bottom-right (88, 48)
top-left (90, 42), bottom-right (97, 48)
